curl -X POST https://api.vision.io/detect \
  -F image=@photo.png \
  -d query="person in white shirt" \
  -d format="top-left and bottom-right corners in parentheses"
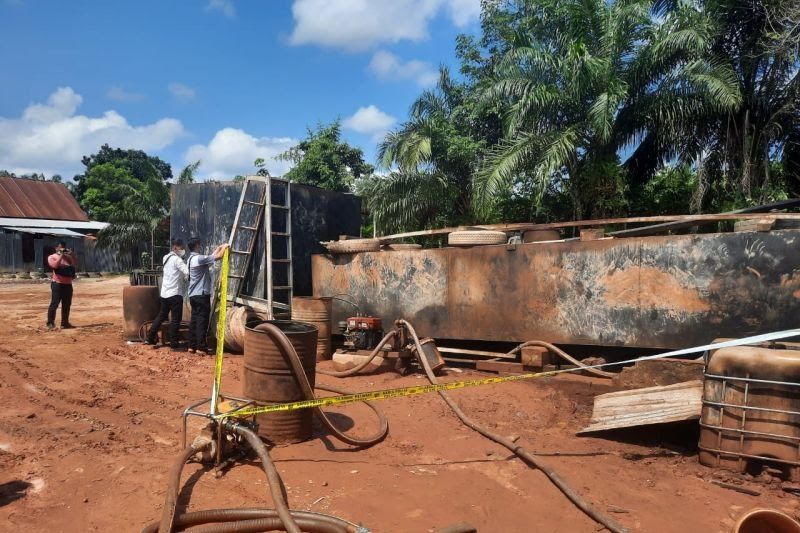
top-left (146, 239), bottom-right (189, 351)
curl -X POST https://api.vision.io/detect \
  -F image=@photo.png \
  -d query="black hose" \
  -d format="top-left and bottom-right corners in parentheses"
top-left (317, 330), bottom-right (397, 378)
top-left (398, 319), bottom-right (628, 533)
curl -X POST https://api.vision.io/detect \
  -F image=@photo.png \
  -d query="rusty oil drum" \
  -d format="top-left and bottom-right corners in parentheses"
top-left (244, 320), bottom-right (318, 444)
top-left (122, 285), bottom-right (161, 341)
top-left (291, 297), bottom-right (332, 361)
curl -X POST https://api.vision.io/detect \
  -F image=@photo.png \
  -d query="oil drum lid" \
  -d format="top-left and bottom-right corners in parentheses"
top-left (248, 319), bottom-right (318, 335)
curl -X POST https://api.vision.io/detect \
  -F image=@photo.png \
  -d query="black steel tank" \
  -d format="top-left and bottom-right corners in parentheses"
top-left (122, 286), bottom-right (161, 341)
top-left (243, 320), bottom-right (318, 444)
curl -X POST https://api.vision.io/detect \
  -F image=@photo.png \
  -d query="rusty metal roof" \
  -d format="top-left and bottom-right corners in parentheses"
top-left (0, 176), bottom-right (88, 221)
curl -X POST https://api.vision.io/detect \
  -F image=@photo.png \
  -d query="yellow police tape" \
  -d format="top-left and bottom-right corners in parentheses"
top-left (210, 247), bottom-right (230, 415)
top-left (211, 327), bottom-right (800, 420)
top-left (213, 371), bottom-right (554, 419)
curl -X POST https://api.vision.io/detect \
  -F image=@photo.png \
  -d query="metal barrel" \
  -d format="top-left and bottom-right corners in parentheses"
top-left (291, 297), bottom-right (332, 361)
top-left (243, 320), bottom-right (318, 444)
top-left (224, 306), bottom-right (253, 353)
top-left (122, 286), bottom-right (161, 341)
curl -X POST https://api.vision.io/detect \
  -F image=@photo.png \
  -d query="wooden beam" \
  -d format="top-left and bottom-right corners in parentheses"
top-left (367, 212), bottom-right (800, 244)
top-left (437, 346), bottom-right (516, 360)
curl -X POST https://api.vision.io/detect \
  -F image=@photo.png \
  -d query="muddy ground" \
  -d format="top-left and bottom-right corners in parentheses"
top-left (0, 277), bottom-right (796, 532)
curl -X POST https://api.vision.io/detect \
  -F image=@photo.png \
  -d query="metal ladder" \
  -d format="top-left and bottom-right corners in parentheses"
top-left (226, 176), bottom-right (267, 307)
top-left (225, 176), bottom-right (292, 319)
top-left (266, 177), bottom-right (292, 319)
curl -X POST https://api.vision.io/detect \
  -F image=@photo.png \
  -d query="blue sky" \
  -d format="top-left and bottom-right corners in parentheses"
top-left (0, 0), bottom-right (480, 180)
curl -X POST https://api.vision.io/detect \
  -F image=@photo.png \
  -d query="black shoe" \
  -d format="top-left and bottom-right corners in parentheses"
top-left (171, 346), bottom-right (186, 353)
top-left (61, 323), bottom-right (74, 329)
top-left (46, 323), bottom-right (55, 330)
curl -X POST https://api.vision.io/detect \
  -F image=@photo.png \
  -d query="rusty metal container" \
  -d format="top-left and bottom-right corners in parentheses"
top-left (291, 297), bottom-right (332, 361)
top-left (243, 320), bottom-right (318, 444)
top-left (522, 229), bottom-right (561, 242)
top-left (699, 346), bottom-right (800, 480)
top-left (224, 306), bottom-right (253, 353)
top-left (122, 286), bottom-right (161, 341)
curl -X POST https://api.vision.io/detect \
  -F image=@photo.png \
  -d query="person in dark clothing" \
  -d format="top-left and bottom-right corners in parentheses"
top-left (146, 239), bottom-right (189, 351)
top-left (186, 237), bottom-right (229, 354)
top-left (46, 241), bottom-right (76, 329)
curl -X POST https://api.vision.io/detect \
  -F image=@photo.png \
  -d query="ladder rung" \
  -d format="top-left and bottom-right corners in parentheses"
top-left (244, 200), bottom-right (263, 206)
top-left (271, 204), bottom-right (289, 210)
top-left (238, 225), bottom-right (258, 231)
top-left (228, 273), bottom-right (244, 279)
top-left (271, 232), bottom-right (290, 236)
top-left (272, 258), bottom-right (291, 263)
top-left (272, 286), bottom-right (292, 290)
top-left (231, 249), bottom-right (251, 254)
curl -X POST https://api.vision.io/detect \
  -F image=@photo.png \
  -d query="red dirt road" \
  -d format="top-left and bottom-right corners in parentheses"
top-left (0, 277), bottom-right (796, 532)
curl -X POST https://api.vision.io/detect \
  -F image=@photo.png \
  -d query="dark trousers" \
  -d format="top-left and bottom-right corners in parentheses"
top-left (189, 295), bottom-right (211, 350)
top-left (147, 295), bottom-right (183, 347)
top-left (47, 282), bottom-right (73, 326)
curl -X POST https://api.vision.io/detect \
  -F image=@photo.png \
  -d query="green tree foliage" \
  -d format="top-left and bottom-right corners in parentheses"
top-left (177, 160), bottom-right (201, 184)
top-left (277, 121), bottom-right (374, 192)
top-left (363, 68), bottom-right (501, 234)
top-left (72, 144), bottom-right (171, 222)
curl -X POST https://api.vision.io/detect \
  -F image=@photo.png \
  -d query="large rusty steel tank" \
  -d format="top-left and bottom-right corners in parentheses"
top-left (700, 345), bottom-right (800, 480)
top-left (122, 286), bottom-right (161, 341)
top-left (291, 297), bottom-right (332, 361)
top-left (244, 320), bottom-right (318, 444)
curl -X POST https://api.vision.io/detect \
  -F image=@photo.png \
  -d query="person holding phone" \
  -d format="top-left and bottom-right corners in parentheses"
top-left (47, 241), bottom-right (76, 330)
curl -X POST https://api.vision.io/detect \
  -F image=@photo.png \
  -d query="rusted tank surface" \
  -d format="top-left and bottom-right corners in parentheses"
top-left (699, 346), bottom-right (800, 480)
top-left (243, 320), bottom-right (318, 444)
top-left (122, 286), bottom-right (160, 341)
top-left (312, 230), bottom-right (800, 349)
top-left (224, 306), bottom-right (254, 353)
top-left (291, 297), bottom-right (332, 361)
top-left (523, 229), bottom-right (560, 242)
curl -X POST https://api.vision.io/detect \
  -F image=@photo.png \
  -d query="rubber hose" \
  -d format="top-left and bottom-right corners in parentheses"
top-left (143, 509), bottom-right (359, 533)
top-left (317, 330), bottom-right (397, 377)
top-left (233, 424), bottom-right (301, 533)
top-left (158, 440), bottom-right (212, 533)
top-left (260, 323), bottom-right (389, 447)
top-left (507, 340), bottom-right (614, 379)
top-left (398, 319), bottom-right (628, 533)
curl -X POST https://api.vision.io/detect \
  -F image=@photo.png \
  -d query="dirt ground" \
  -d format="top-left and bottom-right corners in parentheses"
top-left (0, 277), bottom-right (797, 532)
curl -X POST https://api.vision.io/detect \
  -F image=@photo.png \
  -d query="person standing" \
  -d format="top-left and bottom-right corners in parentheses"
top-left (46, 241), bottom-right (76, 329)
top-left (186, 238), bottom-right (229, 354)
top-left (146, 239), bottom-right (189, 351)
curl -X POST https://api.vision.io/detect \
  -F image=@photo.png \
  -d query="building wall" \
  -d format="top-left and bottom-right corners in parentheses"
top-left (0, 233), bottom-right (23, 273)
top-left (312, 230), bottom-right (800, 350)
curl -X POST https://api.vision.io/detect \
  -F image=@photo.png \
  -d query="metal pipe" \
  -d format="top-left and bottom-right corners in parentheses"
top-left (397, 319), bottom-right (628, 533)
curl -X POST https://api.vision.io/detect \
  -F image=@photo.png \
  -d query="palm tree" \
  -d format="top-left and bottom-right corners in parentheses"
top-left (476, 0), bottom-right (742, 219)
top-left (362, 68), bottom-right (495, 234)
top-left (177, 160), bottom-right (201, 184)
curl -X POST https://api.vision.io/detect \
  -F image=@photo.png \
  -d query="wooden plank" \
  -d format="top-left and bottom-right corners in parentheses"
top-left (578, 380), bottom-right (703, 434)
top-left (369, 213), bottom-right (800, 244)
top-left (608, 198), bottom-right (800, 238)
top-left (438, 346), bottom-right (515, 360)
top-left (476, 360), bottom-right (525, 373)
top-left (580, 228), bottom-right (606, 241)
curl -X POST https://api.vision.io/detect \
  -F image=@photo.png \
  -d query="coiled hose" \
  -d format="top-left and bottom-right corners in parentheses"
top-left (398, 319), bottom-right (627, 533)
top-left (317, 330), bottom-right (397, 378)
top-left (145, 324), bottom-right (386, 532)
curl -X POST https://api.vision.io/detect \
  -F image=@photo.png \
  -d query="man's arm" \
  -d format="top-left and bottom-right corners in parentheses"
top-left (47, 254), bottom-right (64, 269)
top-left (176, 256), bottom-right (189, 280)
top-left (211, 243), bottom-right (230, 260)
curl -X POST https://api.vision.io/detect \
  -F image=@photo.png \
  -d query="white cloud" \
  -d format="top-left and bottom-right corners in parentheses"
top-left (0, 87), bottom-right (185, 177)
top-left (368, 50), bottom-right (439, 86)
top-left (206, 0), bottom-right (235, 18)
top-left (106, 85), bottom-right (145, 102)
top-left (342, 105), bottom-right (397, 141)
top-left (168, 82), bottom-right (197, 101)
top-left (289, 0), bottom-right (480, 51)
top-left (185, 128), bottom-right (298, 180)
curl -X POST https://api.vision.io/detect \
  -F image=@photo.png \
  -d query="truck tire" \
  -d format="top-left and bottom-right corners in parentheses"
top-left (447, 230), bottom-right (507, 247)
